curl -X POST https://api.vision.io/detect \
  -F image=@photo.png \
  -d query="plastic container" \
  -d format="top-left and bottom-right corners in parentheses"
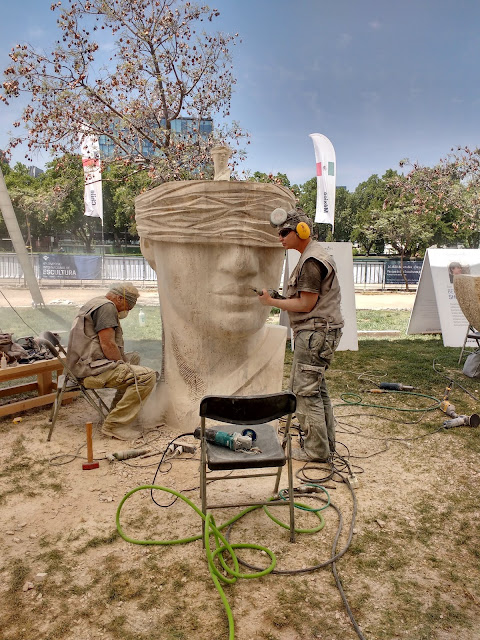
top-left (138, 309), bottom-right (146, 327)
top-left (1, 353), bottom-right (7, 369)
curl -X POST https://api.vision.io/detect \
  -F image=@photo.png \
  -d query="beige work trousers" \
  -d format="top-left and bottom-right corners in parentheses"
top-left (83, 354), bottom-right (156, 429)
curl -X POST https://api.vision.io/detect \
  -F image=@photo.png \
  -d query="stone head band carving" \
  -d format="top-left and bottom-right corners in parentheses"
top-left (136, 181), bottom-right (294, 247)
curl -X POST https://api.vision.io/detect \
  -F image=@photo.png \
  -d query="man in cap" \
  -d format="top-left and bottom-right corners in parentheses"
top-left (258, 209), bottom-right (344, 462)
top-left (66, 282), bottom-right (157, 440)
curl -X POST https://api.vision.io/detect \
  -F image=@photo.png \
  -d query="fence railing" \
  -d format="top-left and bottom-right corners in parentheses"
top-left (0, 253), bottom-right (421, 289)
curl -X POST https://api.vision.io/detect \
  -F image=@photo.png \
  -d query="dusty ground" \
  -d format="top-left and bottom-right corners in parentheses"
top-left (0, 286), bottom-right (479, 640)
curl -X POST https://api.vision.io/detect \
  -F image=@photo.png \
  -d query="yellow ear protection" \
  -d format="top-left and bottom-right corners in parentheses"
top-left (296, 221), bottom-right (311, 239)
top-left (270, 208), bottom-right (311, 239)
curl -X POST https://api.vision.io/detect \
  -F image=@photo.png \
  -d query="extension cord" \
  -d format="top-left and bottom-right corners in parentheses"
top-left (347, 474), bottom-right (359, 489)
top-left (167, 442), bottom-right (196, 455)
top-left (167, 444), bottom-right (182, 456)
top-left (174, 440), bottom-right (197, 454)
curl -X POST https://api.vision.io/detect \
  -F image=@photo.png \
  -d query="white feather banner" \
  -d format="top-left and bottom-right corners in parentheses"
top-left (79, 128), bottom-right (103, 220)
top-left (309, 133), bottom-right (336, 230)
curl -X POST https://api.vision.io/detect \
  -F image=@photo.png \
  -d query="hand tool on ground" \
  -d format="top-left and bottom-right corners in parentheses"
top-left (443, 414), bottom-right (480, 428)
top-left (82, 421), bottom-right (99, 470)
top-left (106, 448), bottom-right (150, 462)
top-left (378, 382), bottom-right (415, 391)
top-left (439, 396), bottom-right (480, 428)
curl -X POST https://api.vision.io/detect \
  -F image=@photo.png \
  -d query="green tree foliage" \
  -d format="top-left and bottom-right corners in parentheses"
top-left (248, 171), bottom-right (291, 188)
top-left (370, 205), bottom-right (435, 289)
top-left (1, 155), bottom-right (153, 253)
top-left (294, 177), bottom-right (354, 242)
top-left (1, 0), bottom-right (246, 180)
top-left (3, 162), bottom-right (44, 250)
top-left (393, 148), bottom-right (480, 247)
top-left (40, 155), bottom-right (98, 252)
top-left (350, 171), bottom-right (401, 254)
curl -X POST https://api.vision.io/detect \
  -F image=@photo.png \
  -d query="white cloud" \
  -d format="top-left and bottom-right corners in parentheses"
top-left (369, 21), bottom-right (382, 30)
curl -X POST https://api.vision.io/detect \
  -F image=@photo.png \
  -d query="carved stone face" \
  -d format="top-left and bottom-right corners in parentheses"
top-left (154, 242), bottom-right (283, 337)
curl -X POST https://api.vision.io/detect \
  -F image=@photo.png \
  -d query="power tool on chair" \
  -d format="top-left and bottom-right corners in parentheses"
top-left (193, 427), bottom-right (254, 451)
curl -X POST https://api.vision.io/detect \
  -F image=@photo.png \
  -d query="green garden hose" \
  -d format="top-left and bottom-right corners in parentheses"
top-left (116, 484), bottom-right (329, 640)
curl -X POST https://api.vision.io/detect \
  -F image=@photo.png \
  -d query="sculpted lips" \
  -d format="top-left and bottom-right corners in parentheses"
top-left (212, 286), bottom-right (260, 308)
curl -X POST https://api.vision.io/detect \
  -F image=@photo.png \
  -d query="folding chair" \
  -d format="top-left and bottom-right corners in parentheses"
top-left (199, 391), bottom-right (297, 542)
top-left (458, 325), bottom-right (480, 364)
top-left (37, 331), bottom-right (110, 441)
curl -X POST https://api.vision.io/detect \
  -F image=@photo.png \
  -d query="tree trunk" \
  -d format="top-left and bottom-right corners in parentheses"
top-left (400, 250), bottom-right (409, 292)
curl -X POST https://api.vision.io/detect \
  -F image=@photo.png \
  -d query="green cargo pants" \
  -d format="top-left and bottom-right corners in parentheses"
top-left (290, 328), bottom-right (342, 460)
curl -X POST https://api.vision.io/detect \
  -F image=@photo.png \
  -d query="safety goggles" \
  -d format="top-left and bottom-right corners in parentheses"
top-left (278, 228), bottom-right (293, 238)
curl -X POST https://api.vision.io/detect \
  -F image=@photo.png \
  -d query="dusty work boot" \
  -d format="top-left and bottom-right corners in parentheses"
top-left (101, 423), bottom-right (143, 441)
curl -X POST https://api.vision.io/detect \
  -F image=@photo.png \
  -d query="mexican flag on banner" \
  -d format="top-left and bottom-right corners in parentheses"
top-left (309, 133), bottom-right (336, 230)
top-left (78, 128), bottom-right (103, 220)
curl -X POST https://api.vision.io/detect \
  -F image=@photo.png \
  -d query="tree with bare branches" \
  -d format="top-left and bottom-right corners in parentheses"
top-left (1, 0), bottom-right (246, 181)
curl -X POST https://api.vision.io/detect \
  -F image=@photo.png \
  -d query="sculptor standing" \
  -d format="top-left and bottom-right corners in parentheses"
top-left (258, 208), bottom-right (344, 462)
top-left (66, 282), bottom-right (157, 440)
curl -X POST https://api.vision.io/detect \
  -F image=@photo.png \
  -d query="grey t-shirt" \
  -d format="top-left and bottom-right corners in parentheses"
top-left (91, 302), bottom-right (119, 333)
top-left (297, 258), bottom-right (328, 293)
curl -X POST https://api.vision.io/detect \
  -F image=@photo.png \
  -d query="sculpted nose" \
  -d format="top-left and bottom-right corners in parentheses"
top-left (219, 246), bottom-right (259, 278)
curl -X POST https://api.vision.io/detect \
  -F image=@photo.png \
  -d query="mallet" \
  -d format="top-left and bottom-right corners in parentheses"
top-left (82, 421), bottom-right (100, 470)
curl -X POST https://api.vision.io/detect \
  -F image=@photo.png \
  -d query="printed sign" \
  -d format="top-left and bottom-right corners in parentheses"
top-left (385, 260), bottom-right (422, 285)
top-left (407, 248), bottom-right (480, 346)
top-left (39, 254), bottom-right (102, 280)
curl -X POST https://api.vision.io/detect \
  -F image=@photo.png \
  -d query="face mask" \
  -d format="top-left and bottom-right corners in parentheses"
top-left (118, 310), bottom-right (129, 319)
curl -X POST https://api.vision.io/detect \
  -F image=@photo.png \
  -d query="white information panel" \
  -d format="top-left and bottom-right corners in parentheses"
top-left (279, 242), bottom-right (358, 351)
top-left (407, 248), bottom-right (480, 347)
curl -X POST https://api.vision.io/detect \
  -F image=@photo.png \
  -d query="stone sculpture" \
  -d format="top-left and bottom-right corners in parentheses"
top-left (136, 178), bottom-right (296, 431)
top-left (211, 144), bottom-right (232, 181)
top-left (453, 274), bottom-right (480, 330)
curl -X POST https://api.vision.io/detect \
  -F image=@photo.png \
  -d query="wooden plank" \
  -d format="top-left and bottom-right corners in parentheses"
top-left (0, 390), bottom-right (78, 418)
top-left (0, 382), bottom-right (38, 398)
top-left (0, 359), bottom-right (64, 384)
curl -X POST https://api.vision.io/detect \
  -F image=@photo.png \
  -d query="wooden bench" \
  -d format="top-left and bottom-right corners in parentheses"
top-left (0, 359), bottom-right (78, 418)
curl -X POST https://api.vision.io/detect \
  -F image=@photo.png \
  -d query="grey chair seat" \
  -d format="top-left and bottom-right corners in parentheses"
top-left (205, 423), bottom-right (285, 471)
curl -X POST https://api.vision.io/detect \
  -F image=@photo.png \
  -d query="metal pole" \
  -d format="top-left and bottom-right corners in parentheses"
top-left (101, 218), bottom-right (105, 284)
top-left (0, 166), bottom-right (44, 307)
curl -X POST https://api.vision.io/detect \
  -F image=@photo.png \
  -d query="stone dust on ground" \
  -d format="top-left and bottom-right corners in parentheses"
top-left (0, 286), bottom-right (479, 640)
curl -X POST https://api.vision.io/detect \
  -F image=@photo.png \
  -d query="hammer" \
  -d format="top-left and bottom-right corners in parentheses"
top-left (82, 422), bottom-right (100, 470)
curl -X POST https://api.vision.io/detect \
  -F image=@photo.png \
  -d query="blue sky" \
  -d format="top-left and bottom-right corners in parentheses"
top-left (1, 0), bottom-right (480, 191)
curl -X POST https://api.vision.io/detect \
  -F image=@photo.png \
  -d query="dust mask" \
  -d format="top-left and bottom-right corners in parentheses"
top-left (118, 310), bottom-right (129, 319)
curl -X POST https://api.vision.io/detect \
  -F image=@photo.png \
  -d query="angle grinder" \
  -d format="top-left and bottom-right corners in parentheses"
top-left (193, 427), bottom-right (254, 451)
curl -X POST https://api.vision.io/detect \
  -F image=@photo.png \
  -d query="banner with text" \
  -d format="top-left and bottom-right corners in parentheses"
top-left (309, 133), bottom-right (336, 229)
top-left (39, 254), bottom-right (102, 280)
top-left (79, 129), bottom-right (103, 220)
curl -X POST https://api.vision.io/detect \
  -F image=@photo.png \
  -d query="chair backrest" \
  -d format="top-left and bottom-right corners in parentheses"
top-left (37, 332), bottom-right (81, 385)
top-left (39, 331), bottom-right (66, 355)
top-left (199, 392), bottom-right (296, 425)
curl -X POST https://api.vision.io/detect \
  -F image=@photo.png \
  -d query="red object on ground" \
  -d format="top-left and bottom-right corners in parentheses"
top-left (82, 421), bottom-right (99, 470)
